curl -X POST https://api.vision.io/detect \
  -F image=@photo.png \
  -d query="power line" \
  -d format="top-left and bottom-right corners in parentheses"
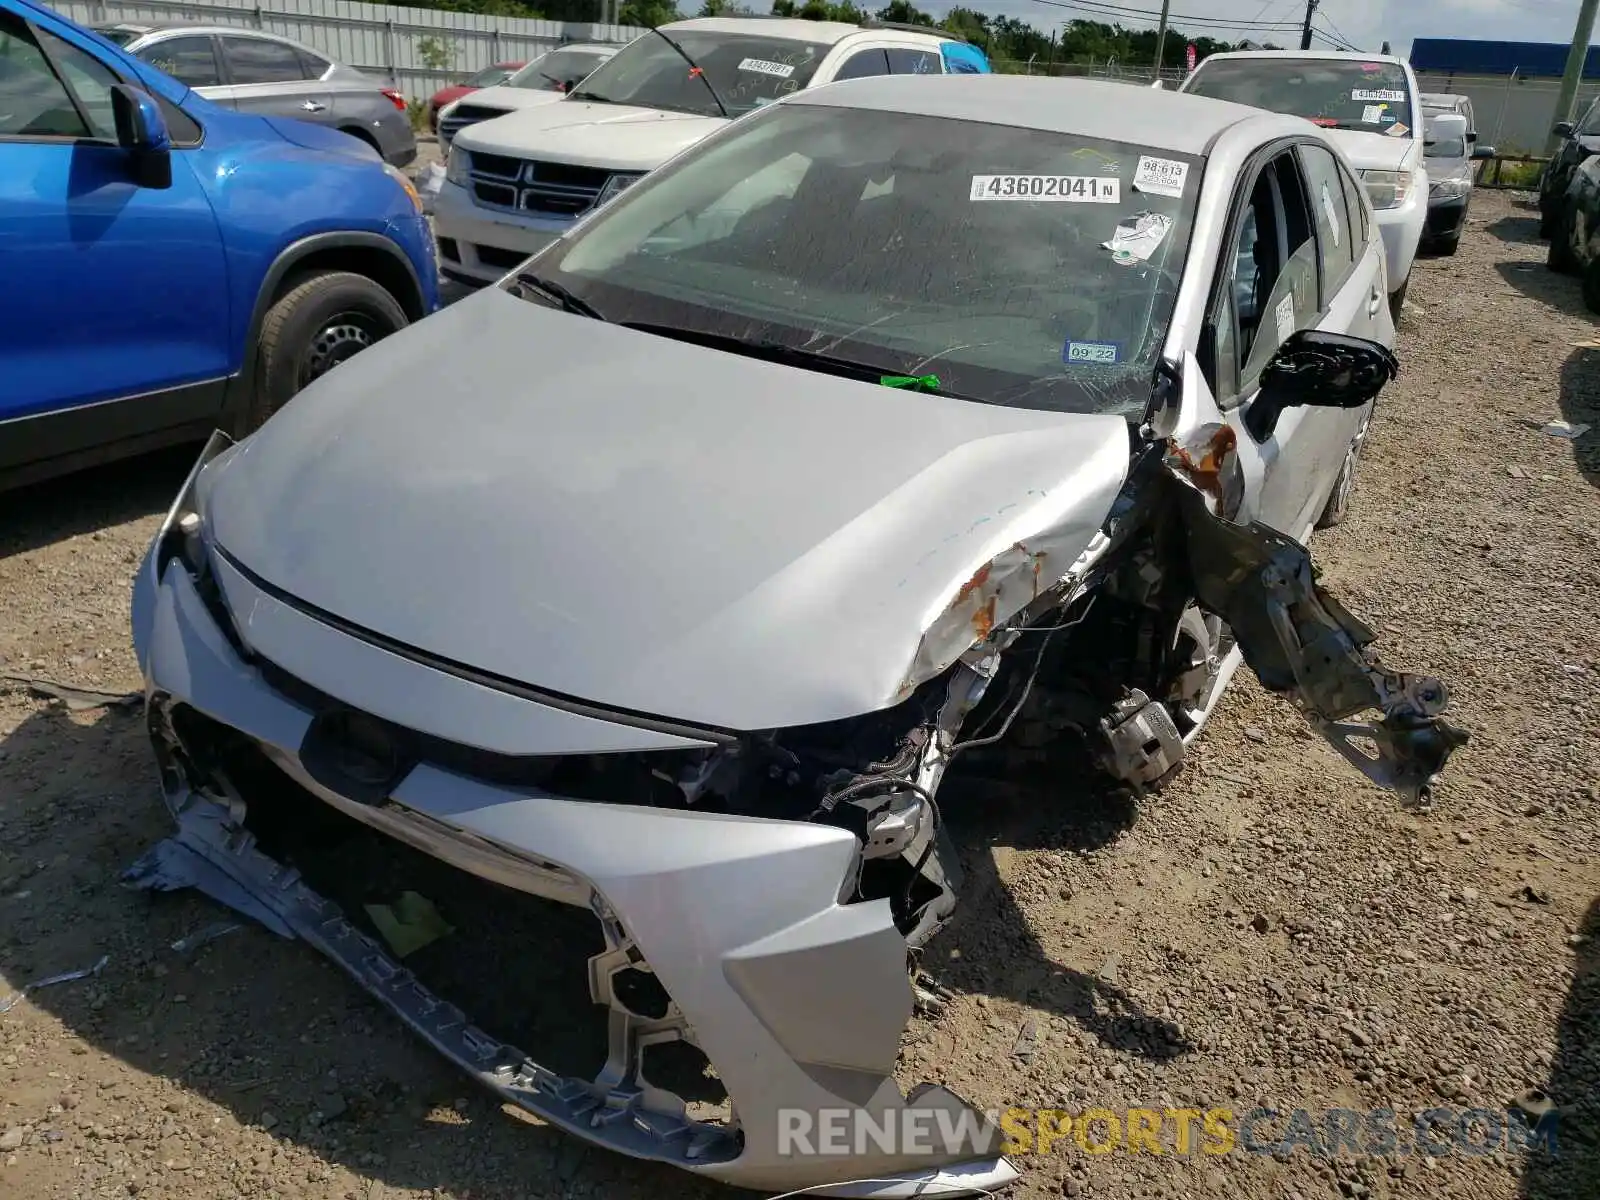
top-left (1317, 7), bottom-right (1361, 50)
top-left (1312, 21), bottom-right (1362, 52)
top-left (1028, 0), bottom-right (1306, 33)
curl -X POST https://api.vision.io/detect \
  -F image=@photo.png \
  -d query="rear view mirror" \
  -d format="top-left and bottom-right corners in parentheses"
top-left (1472, 144), bottom-right (1496, 160)
top-left (1248, 329), bottom-right (1399, 440)
top-left (1554, 121), bottom-right (1576, 138)
top-left (111, 83), bottom-right (172, 189)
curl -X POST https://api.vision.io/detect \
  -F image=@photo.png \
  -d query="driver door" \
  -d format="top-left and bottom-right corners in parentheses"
top-left (1204, 143), bottom-right (1362, 539)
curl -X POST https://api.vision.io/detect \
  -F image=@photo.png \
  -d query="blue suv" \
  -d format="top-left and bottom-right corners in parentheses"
top-left (0, 0), bottom-right (439, 490)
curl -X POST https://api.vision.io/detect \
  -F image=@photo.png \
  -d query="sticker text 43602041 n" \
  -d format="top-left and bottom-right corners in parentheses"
top-left (970, 175), bottom-right (1121, 203)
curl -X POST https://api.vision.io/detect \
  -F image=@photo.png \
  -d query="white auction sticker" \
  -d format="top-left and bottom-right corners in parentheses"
top-left (1352, 88), bottom-right (1404, 102)
top-left (1132, 154), bottom-right (1189, 198)
top-left (970, 175), bottom-right (1121, 202)
top-left (738, 57), bottom-right (795, 78)
top-left (1274, 293), bottom-right (1296, 345)
top-left (1360, 103), bottom-right (1386, 124)
top-left (1320, 182), bottom-right (1341, 247)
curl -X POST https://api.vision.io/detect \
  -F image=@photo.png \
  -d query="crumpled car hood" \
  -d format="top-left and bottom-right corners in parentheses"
top-left (447, 85), bottom-right (569, 116)
top-left (202, 290), bottom-right (1131, 731)
top-left (456, 100), bottom-right (726, 171)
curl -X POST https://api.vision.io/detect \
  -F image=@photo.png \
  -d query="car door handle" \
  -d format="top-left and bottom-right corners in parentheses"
top-left (301, 100), bottom-right (326, 112)
top-left (1368, 286), bottom-right (1382, 318)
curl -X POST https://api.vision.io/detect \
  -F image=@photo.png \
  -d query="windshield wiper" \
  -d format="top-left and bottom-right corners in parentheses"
top-left (622, 321), bottom-right (968, 395)
top-left (511, 272), bottom-right (606, 320)
top-left (647, 27), bottom-right (729, 118)
top-left (568, 89), bottom-right (622, 104)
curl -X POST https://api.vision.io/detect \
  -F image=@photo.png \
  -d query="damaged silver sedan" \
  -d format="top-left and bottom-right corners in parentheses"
top-left (128, 76), bottom-right (1466, 1197)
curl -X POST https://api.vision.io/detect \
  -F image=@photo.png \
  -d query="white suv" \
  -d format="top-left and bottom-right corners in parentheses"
top-left (432, 16), bottom-right (990, 285)
top-left (1180, 50), bottom-right (1428, 321)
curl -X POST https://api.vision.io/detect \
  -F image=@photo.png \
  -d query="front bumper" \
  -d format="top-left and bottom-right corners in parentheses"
top-left (431, 178), bottom-right (568, 286)
top-left (128, 527), bottom-right (1018, 1198)
top-left (1373, 183), bottom-right (1427, 294)
top-left (1424, 194), bottom-right (1469, 241)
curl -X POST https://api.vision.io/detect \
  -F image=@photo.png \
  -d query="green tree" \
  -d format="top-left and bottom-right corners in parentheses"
top-left (770, 0), bottom-right (866, 20)
top-left (874, 0), bottom-right (934, 27)
top-left (698, 0), bottom-right (753, 14)
top-left (618, 0), bottom-right (681, 25)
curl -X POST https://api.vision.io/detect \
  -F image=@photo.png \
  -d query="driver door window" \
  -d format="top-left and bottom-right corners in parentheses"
top-left (1210, 148), bottom-right (1320, 403)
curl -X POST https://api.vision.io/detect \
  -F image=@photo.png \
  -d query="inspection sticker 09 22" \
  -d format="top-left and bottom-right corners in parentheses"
top-left (738, 57), bottom-right (795, 78)
top-left (970, 175), bottom-right (1121, 202)
top-left (1064, 340), bottom-right (1121, 365)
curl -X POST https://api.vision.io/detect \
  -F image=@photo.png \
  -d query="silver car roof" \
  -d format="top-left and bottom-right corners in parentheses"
top-left (793, 74), bottom-right (1274, 156)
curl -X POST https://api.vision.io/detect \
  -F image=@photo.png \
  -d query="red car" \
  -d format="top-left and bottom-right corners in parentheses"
top-left (427, 62), bottom-right (525, 133)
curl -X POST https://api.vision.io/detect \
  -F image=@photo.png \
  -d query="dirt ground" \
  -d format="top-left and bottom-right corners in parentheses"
top-left (2, 189), bottom-right (1598, 1200)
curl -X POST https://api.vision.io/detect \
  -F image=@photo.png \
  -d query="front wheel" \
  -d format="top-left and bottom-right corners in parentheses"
top-left (1583, 259), bottom-right (1600, 314)
top-left (243, 271), bottom-right (408, 435)
top-left (1548, 209), bottom-right (1579, 274)
top-left (1387, 278), bottom-right (1408, 325)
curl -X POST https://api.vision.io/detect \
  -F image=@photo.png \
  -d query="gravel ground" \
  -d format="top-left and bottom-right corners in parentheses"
top-left (1, 188), bottom-right (1597, 1200)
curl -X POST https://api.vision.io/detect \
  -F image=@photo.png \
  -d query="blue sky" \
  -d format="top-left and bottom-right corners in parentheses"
top-left (754, 0), bottom-right (1595, 58)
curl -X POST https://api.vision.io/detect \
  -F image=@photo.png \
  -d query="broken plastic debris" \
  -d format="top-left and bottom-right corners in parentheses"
top-left (0, 954), bottom-right (108, 1015)
top-left (0, 673), bottom-right (140, 713)
top-left (171, 920), bottom-right (243, 955)
top-left (364, 892), bottom-right (454, 958)
top-left (1539, 420), bottom-right (1590, 439)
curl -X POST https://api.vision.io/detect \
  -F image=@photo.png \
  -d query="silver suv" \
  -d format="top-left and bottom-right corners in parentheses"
top-left (94, 23), bottom-right (416, 166)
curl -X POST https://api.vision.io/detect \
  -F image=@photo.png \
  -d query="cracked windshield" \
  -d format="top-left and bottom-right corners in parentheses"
top-left (521, 104), bottom-right (1201, 416)
top-left (568, 28), bottom-right (831, 116)
top-left (1185, 57), bottom-right (1414, 135)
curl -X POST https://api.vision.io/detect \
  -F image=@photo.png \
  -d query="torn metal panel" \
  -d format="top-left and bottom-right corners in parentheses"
top-left (1174, 480), bottom-right (1467, 803)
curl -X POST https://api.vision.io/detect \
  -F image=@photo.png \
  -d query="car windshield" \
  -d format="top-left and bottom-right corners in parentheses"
top-left (93, 26), bottom-right (139, 45)
top-left (1187, 57), bottom-right (1414, 135)
top-left (569, 30), bottom-right (831, 118)
top-left (517, 103), bottom-right (1203, 417)
top-left (507, 47), bottom-right (610, 91)
top-left (464, 64), bottom-right (516, 88)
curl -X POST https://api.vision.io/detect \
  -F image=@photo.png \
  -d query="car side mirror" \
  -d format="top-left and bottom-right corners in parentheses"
top-left (1554, 121), bottom-right (1575, 138)
top-left (111, 83), bottom-right (172, 189)
top-left (1471, 144), bottom-right (1496, 160)
top-left (1247, 329), bottom-right (1399, 441)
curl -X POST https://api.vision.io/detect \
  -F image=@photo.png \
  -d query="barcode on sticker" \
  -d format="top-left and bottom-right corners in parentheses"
top-left (970, 175), bottom-right (1120, 202)
top-left (1133, 155), bottom-right (1188, 198)
top-left (1065, 340), bottom-right (1121, 365)
top-left (738, 57), bottom-right (795, 78)
top-left (1352, 88), bottom-right (1404, 102)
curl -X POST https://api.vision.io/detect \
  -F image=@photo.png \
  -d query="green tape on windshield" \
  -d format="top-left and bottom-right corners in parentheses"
top-left (880, 374), bottom-right (941, 393)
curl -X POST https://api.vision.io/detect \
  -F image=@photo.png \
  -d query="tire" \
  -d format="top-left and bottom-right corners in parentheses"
top-left (1548, 207), bottom-right (1579, 275)
top-left (1435, 230), bottom-right (1460, 257)
top-left (1316, 425), bottom-right (1365, 530)
top-left (1539, 210), bottom-right (1555, 240)
top-left (242, 270), bottom-right (408, 435)
top-left (1387, 278), bottom-right (1408, 325)
top-left (1584, 259), bottom-right (1600, 315)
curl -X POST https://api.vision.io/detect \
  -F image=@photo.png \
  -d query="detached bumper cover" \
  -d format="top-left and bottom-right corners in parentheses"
top-left (128, 545), bottom-right (1018, 1198)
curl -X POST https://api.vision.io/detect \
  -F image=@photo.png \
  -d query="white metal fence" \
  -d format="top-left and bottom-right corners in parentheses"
top-left (47, 0), bottom-right (645, 102)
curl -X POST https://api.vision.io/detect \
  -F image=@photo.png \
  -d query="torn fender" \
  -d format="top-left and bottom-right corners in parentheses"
top-left (1172, 478), bottom-right (1467, 804)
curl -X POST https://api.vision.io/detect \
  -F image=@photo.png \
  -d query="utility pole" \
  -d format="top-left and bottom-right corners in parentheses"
top-left (1299, 0), bottom-right (1319, 50)
top-left (1548, 0), bottom-right (1600, 153)
top-left (1153, 0), bottom-right (1171, 74)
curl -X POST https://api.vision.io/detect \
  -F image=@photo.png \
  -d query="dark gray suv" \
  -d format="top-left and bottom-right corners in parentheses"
top-left (94, 23), bottom-right (416, 166)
